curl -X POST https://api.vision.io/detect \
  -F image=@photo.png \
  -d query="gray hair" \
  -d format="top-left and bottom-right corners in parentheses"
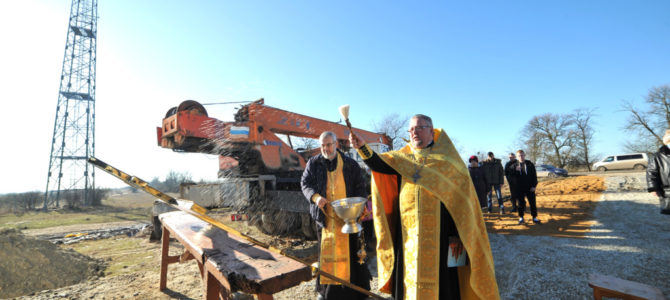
top-left (319, 131), bottom-right (337, 143)
top-left (411, 114), bottom-right (433, 127)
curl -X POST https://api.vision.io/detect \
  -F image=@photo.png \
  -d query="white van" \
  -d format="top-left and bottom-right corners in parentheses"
top-left (593, 153), bottom-right (648, 171)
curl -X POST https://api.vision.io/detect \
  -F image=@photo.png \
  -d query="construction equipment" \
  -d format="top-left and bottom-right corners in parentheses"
top-left (156, 99), bottom-right (391, 239)
top-left (87, 157), bottom-right (385, 299)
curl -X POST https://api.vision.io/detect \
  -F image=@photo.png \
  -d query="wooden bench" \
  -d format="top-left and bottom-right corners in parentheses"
top-left (159, 211), bottom-right (313, 300)
top-left (588, 273), bottom-right (666, 300)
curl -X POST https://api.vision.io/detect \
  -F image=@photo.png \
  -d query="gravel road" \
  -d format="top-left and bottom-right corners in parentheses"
top-left (492, 172), bottom-right (670, 299)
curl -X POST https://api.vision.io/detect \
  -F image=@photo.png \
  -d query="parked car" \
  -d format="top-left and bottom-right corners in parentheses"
top-left (537, 164), bottom-right (568, 177)
top-left (592, 153), bottom-right (648, 171)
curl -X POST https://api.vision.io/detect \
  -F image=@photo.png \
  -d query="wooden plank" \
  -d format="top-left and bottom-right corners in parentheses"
top-left (588, 273), bottom-right (665, 300)
top-left (159, 211), bottom-right (312, 295)
top-left (204, 268), bottom-right (227, 300)
top-left (257, 293), bottom-right (274, 300)
top-left (180, 251), bottom-right (195, 263)
top-left (159, 226), bottom-right (170, 291)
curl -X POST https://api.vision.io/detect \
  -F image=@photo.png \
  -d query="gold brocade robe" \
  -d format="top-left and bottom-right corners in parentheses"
top-left (363, 128), bottom-right (500, 300)
top-left (319, 152), bottom-right (351, 285)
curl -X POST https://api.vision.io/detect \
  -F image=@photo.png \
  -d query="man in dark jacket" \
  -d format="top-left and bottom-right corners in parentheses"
top-left (482, 152), bottom-right (505, 214)
top-left (509, 150), bottom-right (541, 224)
top-left (504, 152), bottom-right (519, 212)
top-left (300, 131), bottom-right (371, 300)
top-left (469, 155), bottom-right (489, 208)
top-left (646, 129), bottom-right (670, 215)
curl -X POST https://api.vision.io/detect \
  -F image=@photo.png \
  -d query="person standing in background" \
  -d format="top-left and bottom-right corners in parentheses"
top-left (469, 155), bottom-right (489, 208)
top-left (483, 152), bottom-right (505, 214)
top-left (646, 129), bottom-right (670, 215)
top-left (509, 150), bottom-right (541, 224)
top-left (504, 152), bottom-right (519, 212)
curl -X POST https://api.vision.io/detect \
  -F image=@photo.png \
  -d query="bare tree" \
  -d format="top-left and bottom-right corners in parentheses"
top-left (0, 191), bottom-right (40, 212)
top-left (523, 113), bottom-right (575, 168)
top-left (22, 191), bottom-right (40, 210)
top-left (518, 130), bottom-right (546, 164)
top-left (623, 139), bottom-right (659, 154)
top-left (371, 113), bottom-right (410, 150)
top-left (451, 137), bottom-right (465, 157)
top-left (293, 137), bottom-right (318, 150)
top-left (163, 171), bottom-right (193, 193)
top-left (570, 107), bottom-right (598, 171)
top-left (621, 84), bottom-right (670, 152)
top-left (90, 188), bottom-right (109, 206)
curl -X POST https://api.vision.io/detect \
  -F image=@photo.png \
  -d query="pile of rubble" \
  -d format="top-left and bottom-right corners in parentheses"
top-left (45, 223), bottom-right (151, 245)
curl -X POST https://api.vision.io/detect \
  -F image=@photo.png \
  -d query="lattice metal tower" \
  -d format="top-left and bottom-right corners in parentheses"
top-left (44, 0), bottom-right (98, 209)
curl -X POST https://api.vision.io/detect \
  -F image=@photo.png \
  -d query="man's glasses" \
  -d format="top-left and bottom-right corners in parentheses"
top-left (408, 125), bottom-right (431, 132)
top-left (321, 142), bottom-right (335, 147)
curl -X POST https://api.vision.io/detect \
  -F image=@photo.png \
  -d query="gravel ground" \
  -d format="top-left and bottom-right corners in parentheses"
top-left (8, 172), bottom-right (669, 299)
top-left (493, 173), bottom-right (670, 299)
top-left (278, 173), bottom-right (670, 300)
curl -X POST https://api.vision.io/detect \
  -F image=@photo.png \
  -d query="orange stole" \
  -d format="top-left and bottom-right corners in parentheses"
top-left (319, 152), bottom-right (351, 285)
top-left (370, 171), bottom-right (398, 293)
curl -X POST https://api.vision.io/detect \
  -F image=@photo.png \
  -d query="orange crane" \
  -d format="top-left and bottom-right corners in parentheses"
top-left (156, 99), bottom-right (391, 239)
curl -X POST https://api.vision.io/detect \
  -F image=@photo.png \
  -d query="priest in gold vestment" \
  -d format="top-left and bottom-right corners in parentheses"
top-left (350, 115), bottom-right (499, 300)
top-left (301, 131), bottom-right (371, 300)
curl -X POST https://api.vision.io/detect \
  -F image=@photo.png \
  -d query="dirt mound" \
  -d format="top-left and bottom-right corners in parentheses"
top-left (535, 175), bottom-right (605, 196)
top-left (0, 229), bottom-right (105, 298)
top-left (484, 176), bottom-right (605, 238)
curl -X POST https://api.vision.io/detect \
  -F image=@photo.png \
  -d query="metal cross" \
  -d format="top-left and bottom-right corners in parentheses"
top-left (412, 170), bottom-right (421, 183)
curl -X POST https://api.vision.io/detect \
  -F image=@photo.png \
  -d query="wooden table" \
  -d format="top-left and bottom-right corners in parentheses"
top-left (159, 211), bottom-right (313, 300)
top-left (588, 273), bottom-right (666, 300)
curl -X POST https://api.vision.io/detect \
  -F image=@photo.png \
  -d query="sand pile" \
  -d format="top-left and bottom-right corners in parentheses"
top-left (0, 228), bottom-right (105, 298)
top-left (484, 176), bottom-right (605, 238)
top-left (536, 175), bottom-right (605, 196)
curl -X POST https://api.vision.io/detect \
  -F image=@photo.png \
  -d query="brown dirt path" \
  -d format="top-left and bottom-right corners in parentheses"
top-left (484, 176), bottom-right (605, 238)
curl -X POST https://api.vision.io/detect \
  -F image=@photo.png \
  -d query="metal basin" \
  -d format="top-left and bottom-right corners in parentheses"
top-left (331, 197), bottom-right (367, 234)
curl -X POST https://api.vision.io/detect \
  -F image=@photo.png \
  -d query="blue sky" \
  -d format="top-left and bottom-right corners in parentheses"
top-left (1, 0), bottom-right (669, 193)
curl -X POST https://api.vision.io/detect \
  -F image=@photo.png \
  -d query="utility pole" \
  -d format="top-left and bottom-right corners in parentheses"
top-left (44, 0), bottom-right (98, 209)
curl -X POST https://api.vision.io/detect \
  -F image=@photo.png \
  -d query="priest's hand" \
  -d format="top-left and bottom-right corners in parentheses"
top-left (358, 206), bottom-right (370, 223)
top-left (349, 133), bottom-right (364, 149)
top-left (316, 196), bottom-right (328, 209)
top-left (450, 237), bottom-right (464, 258)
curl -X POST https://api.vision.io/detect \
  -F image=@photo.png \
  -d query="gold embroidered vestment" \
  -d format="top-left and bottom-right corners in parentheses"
top-left (363, 129), bottom-right (500, 300)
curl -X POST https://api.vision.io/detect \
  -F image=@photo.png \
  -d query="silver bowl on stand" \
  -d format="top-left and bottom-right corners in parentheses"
top-left (331, 197), bottom-right (367, 234)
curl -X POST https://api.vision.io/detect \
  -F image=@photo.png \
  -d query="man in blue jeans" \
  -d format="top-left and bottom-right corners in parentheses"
top-left (483, 152), bottom-right (505, 214)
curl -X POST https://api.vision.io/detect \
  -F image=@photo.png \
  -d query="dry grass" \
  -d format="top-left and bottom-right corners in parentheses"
top-left (0, 192), bottom-right (177, 231)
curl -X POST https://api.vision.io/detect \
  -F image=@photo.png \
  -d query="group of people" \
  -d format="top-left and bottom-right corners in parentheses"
top-left (301, 114), bottom-right (499, 300)
top-left (467, 152), bottom-right (504, 214)
top-left (298, 114), bottom-right (670, 300)
top-left (468, 151), bottom-right (541, 224)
